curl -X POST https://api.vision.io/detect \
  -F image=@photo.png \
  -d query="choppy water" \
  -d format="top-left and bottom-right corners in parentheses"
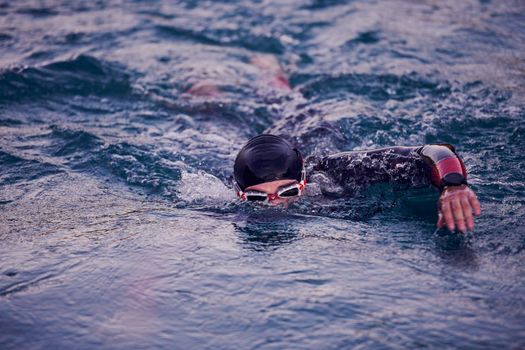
top-left (1, 0), bottom-right (524, 349)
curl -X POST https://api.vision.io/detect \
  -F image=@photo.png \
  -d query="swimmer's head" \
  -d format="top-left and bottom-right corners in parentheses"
top-left (234, 134), bottom-right (303, 191)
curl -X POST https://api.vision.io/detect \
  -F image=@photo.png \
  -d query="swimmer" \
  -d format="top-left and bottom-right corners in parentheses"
top-left (185, 55), bottom-right (481, 232)
top-left (234, 134), bottom-right (481, 233)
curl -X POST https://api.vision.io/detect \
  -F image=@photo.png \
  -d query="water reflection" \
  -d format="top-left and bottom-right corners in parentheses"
top-left (433, 230), bottom-right (479, 270)
top-left (233, 211), bottom-right (301, 251)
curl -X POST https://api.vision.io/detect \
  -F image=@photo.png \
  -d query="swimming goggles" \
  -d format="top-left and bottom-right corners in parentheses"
top-left (235, 169), bottom-right (307, 202)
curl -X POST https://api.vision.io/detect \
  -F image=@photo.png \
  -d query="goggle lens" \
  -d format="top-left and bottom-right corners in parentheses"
top-left (278, 187), bottom-right (299, 197)
top-left (245, 191), bottom-right (268, 202)
top-left (246, 194), bottom-right (267, 202)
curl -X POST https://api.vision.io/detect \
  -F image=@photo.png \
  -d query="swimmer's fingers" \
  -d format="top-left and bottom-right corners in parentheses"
top-left (441, 200), bottom-right (455, 232)
top-left (460, 196), bottom-right (474, 231)
top-left (468, 189), bottom-right (481, 216)
top-left (451, 198), bottom-right (466, 233)
top-left (437, 212), bottom-right (445, 228)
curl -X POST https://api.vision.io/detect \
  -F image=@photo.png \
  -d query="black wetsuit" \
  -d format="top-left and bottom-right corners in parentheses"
top-left (305, 144), bottom-right (468, 195)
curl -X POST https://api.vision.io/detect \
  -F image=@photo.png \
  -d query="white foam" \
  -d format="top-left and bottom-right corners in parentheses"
top-left (177, 170), bottom-right (234, 204)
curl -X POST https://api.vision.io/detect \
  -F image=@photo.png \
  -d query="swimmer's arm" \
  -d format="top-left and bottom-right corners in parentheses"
top-left (314, 146), bottom-right (425, 188)
top-left (185, 55), bottom-right (291, 97)
top-left (316, 145), bottom-right (481, 232)
top-left (416, 144), bottom-right (481, 233)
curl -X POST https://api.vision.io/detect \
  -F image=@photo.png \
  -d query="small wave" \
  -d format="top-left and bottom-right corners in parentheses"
top-left (155, 25), bottom-right (223, 47)
top-left (345, 31), bottom-right (381, 47)
top-left (85, 143), bottom-right (182, 198)
top-left (15, 7), bottom-right (58, 17)
top-left (89, 144), bottom-right (234, 204)
top-left (0, 55), bottom-right (132, 104)
top-left (47, 125), bottom-right (104, 158)
top-left (0, 150), bottom-right (62, 186)
top-left (302, 0), bottom-right (349, 10)
top-left (0, 33), bottom-right (12, 42)
top-left (0, 118), bottom-right (23, 126)
top-left (21, 125), bottom-right (236, 202)
top-left (155, 24), bottom-right (285, 54)
top-left (5, 125), bottom-right (105, 168)
top-left (335, 115), bottom-right (421, 150)
top-left (293, 72), bottom-right (450, 102)
top-left (178, 170), bottom-right (233, 204)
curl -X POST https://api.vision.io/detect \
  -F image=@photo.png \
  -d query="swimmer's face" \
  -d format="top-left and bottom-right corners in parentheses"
top-left (244, 179), bottom-right (300, 207)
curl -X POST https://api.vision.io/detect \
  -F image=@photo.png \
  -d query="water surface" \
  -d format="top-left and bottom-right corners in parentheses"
top-left (1, 0), bottom-right (524, 349)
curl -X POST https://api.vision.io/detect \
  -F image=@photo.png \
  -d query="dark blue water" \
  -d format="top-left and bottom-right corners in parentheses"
top-left (1, 1), bottom-right (524, 349)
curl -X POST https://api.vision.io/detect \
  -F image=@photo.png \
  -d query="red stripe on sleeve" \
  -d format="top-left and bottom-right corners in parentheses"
top-left (435, 157), bottom-right (465, 178)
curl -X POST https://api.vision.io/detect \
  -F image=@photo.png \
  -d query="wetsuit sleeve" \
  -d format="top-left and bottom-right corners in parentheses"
top-left (311, 145), bottom-right (468, 192)
top-left (416, 144), bottom-right (468, 191)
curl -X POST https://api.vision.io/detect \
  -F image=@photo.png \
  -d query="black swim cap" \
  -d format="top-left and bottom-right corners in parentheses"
top-left (234, 134), bottom-right (303, 191)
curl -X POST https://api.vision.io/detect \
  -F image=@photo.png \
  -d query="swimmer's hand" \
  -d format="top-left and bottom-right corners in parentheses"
top-left (437, 184), bottom-right (481, 233)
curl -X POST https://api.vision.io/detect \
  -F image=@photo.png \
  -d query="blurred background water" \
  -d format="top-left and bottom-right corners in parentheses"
top-left (1, 0), bottom-right (524, 349)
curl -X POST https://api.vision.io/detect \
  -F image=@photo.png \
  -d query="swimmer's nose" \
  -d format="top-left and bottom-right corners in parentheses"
top-left (268, 197), bottom-right (285, 206)
top-left (268, 197), bottom-right (299, 207)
